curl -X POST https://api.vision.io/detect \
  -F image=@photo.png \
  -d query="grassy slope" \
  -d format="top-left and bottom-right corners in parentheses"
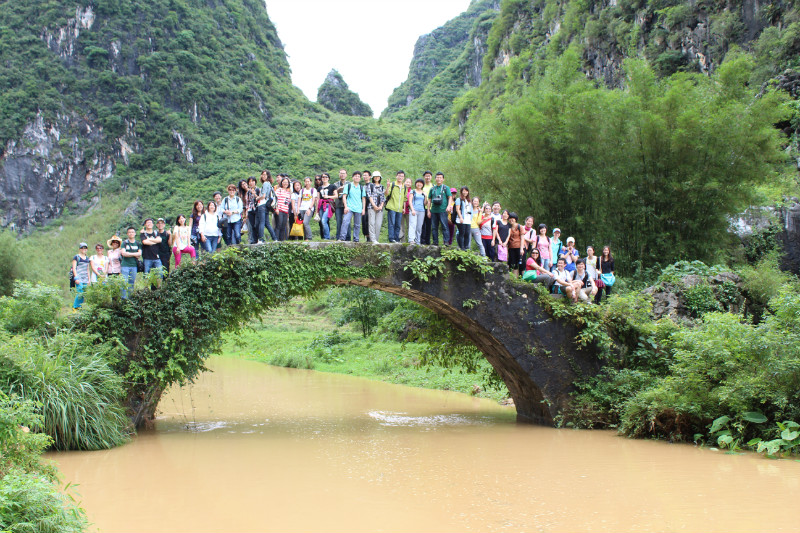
top-left (220, 301), bottom-right (510, 402)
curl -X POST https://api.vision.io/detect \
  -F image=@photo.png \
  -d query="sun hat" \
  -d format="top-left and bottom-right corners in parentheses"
top-left (107, 235), bottom-right (122, 247)
top-left (372, 171), bottom-right (382, 178)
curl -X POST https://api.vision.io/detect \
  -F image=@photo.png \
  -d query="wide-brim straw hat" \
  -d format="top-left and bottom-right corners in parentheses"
top-left (107, 235), bottom-right (123, 247)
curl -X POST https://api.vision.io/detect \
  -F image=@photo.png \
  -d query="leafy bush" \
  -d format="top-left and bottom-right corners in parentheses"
top-left (267, 351), bottom-right (315, 370)
top-left (0, 232), bottom-right (21, 298)
top-left (0, 282), bottom-right (61, 334)
top-left (0, 470), bottom-right (88, 533)
top-left (0, 331), bottom-right (131, 451)
top-left (0, 392), bottom-right (88, 533)
top-left (620, 289), bottom-right (800, 442)
top-left (683, 283), bottom-right (722, 317)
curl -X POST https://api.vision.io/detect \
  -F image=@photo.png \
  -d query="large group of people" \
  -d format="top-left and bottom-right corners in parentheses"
top-left (70, 169), bottom-right (617, 309)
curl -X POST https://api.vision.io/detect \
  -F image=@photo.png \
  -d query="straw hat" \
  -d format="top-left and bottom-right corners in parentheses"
top-left (107, 235), bottom-right (123, 247)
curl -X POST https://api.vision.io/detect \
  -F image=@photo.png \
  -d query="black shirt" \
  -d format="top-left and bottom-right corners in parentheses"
top-left (600, 257), bottom-right (615, 274)
top-left (141, 231), bottom-right (161, 261)
top-left (496, 221), bottom-right (510, 242)
top-left (157, 230), bottom-right (171, 256)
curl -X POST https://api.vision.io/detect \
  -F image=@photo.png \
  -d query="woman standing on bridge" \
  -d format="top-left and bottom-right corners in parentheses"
top-left (275, 177), bottom-right (292, 241)
top-left (170, 214), bottom-right (196, 266)
top-left (469, 196), bottom-right (485, 256)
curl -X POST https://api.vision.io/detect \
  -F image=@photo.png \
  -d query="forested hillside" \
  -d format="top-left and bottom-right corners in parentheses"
top-left (0, 0), bottom-right (417, 232)
top-left (381, 0), bottom-right (500, 125)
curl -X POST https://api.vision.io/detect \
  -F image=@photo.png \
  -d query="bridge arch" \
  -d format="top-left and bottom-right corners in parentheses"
top-left (81, 242), bottom-right (600, 428)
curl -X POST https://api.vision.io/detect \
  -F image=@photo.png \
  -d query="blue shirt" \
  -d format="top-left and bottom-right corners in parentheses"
top-left (222, 195), bottom-right (243, 223)
top-left (410, 190), bottom-right (426, 212)
top-left (344, 183), bottom-right (366, 214)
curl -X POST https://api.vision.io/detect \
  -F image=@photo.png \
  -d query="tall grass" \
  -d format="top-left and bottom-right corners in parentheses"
top-left (1, 332), bottom-right (132, 451)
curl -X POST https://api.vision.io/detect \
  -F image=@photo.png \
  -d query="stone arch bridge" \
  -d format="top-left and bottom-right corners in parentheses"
top-left (323, 242), bottom-right (600, 425)
top-left (103, 242), bottom-right (601, 427)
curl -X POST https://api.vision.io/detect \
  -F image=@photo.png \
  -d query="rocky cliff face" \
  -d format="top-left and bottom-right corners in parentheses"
top-left (1, 112), bottom-right (115, 229)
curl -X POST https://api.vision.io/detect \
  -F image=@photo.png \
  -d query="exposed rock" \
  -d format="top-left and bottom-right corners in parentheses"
top-left (0, 112), bottom-right (116, 230)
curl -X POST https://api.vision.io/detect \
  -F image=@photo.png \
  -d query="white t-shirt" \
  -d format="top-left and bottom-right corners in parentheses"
top-left (199, 212), bottom-right (222, 237)
top-left (89, 254), bottom-right (109, 283)
top-left (299, 187), bottom-right (317, 212)
top-left (553, 268), bottom-right (573, 285)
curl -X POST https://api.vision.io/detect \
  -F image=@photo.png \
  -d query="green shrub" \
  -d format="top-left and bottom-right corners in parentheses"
top-left (0, 470), bottom-right (88, 533)
top-left (683, 283), bottom-right (722, 317)
top-left (0, 232), bottom-right (21, 298)
top-left (0, 392), bottom-right (88, 533)
top-left (0, 282), bottom-right (61, 333)
top-left (267, 351), bottom-right (315, 370)
top-left (0, 331), bottom-right (131, 451)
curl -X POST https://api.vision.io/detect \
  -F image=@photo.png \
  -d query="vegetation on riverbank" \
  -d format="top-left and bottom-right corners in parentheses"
top-left (221, 299), bottom-right (509, 403)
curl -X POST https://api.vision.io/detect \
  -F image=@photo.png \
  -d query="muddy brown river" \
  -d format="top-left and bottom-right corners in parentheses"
top-left (51, 356), bottom-right (800, 532)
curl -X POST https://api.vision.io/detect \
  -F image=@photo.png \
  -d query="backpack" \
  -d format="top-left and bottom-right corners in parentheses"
top-left (68, 261), bottom-right (76, 288)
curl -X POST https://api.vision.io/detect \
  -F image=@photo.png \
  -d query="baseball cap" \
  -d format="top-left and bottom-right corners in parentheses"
top-left (553, 228), bottom-right (561, 233)
top-left (157, 217), bottom-right (166, 222)
top-left (567, 236), bottom-right (575, 244)
top-left (450, 187), bottom-right (457, 193)
top-left (79, 242), bottom-right (88, 248)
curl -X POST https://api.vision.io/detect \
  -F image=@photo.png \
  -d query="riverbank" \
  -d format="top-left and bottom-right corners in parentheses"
top-left (220, 301), bottom-right (510, 403)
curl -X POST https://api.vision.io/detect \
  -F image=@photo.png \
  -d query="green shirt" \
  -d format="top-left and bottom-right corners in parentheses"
top-left (428, 184), bottom-right (450, 214)
top-left (121, 240), bottom-right (141, 268)
top-left (384, 182), bottom-right (406, 213)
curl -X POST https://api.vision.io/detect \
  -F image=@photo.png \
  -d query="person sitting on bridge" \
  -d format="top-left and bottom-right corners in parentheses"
top-left (551, 257), bottom-right (575, 299)
top-left (568, 259), bottom-right (597, 304)
top-left (522, 248), bottom-right (554, 288)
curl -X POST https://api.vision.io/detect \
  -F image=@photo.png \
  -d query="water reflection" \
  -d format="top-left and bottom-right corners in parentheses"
top-left (50, 357), bottom-right (800, 533)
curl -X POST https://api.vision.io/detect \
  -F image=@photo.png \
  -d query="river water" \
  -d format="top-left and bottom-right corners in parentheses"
top-left (51, 356), bottom-right (800, 532)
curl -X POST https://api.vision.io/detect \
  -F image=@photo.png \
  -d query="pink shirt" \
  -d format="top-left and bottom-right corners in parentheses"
top-left (536, 235), bottom-right (551, 261)
top-left (107, 249), bottom-right (122, 274)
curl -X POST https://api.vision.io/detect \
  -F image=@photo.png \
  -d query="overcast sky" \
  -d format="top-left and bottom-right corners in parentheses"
top-left (265, 0), bottom-right (472, 116)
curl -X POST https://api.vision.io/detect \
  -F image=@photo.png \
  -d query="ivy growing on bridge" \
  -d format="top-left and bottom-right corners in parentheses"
top-left (78, 243), bottom-right (391, 425)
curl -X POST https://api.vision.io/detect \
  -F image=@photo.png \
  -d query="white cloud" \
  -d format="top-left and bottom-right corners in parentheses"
top-left (265, 0), bottom-right (472, 116)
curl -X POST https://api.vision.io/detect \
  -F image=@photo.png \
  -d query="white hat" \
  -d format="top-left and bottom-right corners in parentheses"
top-left (567, 236), bottom-right (575, 244)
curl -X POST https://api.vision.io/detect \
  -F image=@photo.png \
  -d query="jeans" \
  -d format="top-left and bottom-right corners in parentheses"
top-left (368, 208), bottom-right (384, 243)
top-left (321, 206), bottom-right (332, 239)
top-left (595, 284), bottom-right (612, 304)
top-left (470, 228), bottom-right (485, 255)
top-left (249, 206), bottom-right (265, 243)
top-left (276, 212), bottom-right (289, 241)
top-left (482, 239), bottom-right (494, 260)
top-left (386, 209), bottom-right (402, 242)
top-left (430, 211), bottom-right (450, 246)
top-left (73, 282), bottom-right (86, 309)
top-left (399, 213), bottom-right (407, 242)
top-left (447, 221), bottom-right (455, 245)
top-left (225, 220), bottom-right (242, 245)
top-left (220, 223), bottom-right (230, 246)
top-left (202, 236), bottom-right (220, 253)
top-left (541, 258), bottom-right (551, 271)
top-left (121, 266), bottom-right (137, 299)
top-left (338, 210), bottom-right (362, 242)
top-left (144, 258), bottom-right (163, 277)
top-left (335, 206), bottom-right (351, 241)
top-left (457, 223), bottom-right (471, 250)
top-left (408, 211), bottom-right (424, 244)
top-left (300, 211), bottom-right (313, 240)
top-left (264, 209), bottom-right (277, 241)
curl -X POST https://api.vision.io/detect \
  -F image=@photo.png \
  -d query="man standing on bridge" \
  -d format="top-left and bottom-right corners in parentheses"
top-left (334, 169), bottom-right (351, 242)
top-left (385, 171), bottom-right (407, 243)
top-left (339, 171), bottom-right (367, 242)
top-left (427, 172), bottom-right (453, 246)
